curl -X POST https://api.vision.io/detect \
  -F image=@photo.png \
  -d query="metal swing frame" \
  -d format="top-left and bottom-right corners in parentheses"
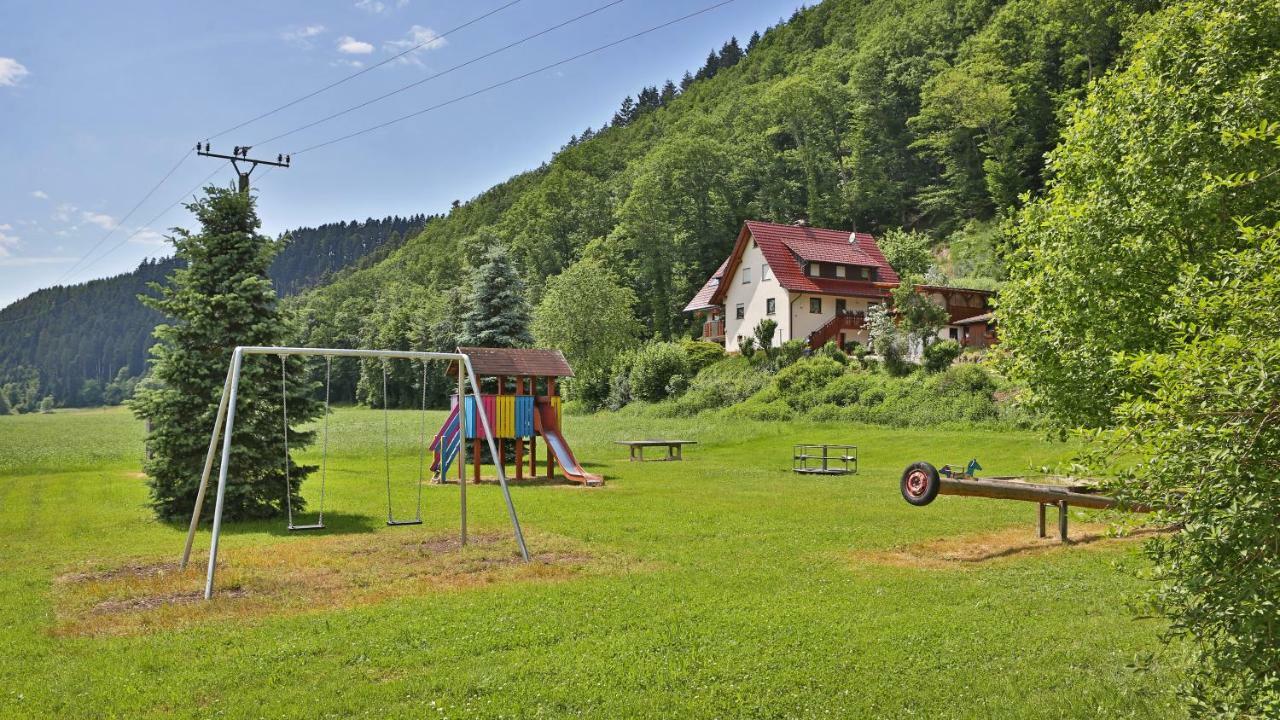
top-left (178, 346), bottom-right (529, 600)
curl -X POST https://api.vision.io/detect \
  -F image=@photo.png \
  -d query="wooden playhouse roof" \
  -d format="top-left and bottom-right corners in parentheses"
top-left (453, 346), bottom-right (575, 378)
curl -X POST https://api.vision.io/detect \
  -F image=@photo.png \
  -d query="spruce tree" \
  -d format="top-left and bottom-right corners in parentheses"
top-left (459, 246), bottom-right (533, 348)
top-left (131, 186), bottom-right (319, 521)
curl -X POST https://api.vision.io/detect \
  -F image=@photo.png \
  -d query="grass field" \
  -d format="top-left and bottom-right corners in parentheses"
top-left (0, 406), bottom-right (1179, 718)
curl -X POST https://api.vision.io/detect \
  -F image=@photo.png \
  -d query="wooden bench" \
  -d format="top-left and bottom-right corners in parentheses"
top-left (614, 440), bottom-right (697, 462)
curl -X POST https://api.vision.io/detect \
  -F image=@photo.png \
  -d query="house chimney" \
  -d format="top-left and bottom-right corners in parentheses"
top-left (792, 218), bottom-right (808, 227)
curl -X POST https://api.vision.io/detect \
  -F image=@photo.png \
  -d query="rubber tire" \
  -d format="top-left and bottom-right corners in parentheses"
top-left (901, 461), bottom-right (941, 506)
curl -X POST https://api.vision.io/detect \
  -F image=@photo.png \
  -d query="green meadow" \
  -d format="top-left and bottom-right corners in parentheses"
top-left (0, 406), bottom-right (1179, 718)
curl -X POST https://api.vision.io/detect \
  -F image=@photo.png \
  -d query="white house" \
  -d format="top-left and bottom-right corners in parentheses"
top-left (684, 220), bottom-right (995, 352)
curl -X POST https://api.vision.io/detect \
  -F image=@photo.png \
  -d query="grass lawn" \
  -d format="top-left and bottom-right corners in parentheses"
top-left (0, 406), bottom-right (1179, 718)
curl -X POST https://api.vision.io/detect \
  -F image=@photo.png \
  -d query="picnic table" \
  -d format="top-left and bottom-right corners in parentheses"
top-left (614, 439), bottom-right (697, 462)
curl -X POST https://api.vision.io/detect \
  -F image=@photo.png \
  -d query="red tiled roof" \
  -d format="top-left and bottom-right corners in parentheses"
top-left (453, 347), bottom-right (574, 378)
top-left (683, 258), bottom-right (727, 312)
top-left (780, 237), bottom-right (875, 266)
top-left (705, 221), bottom-right (901, 308)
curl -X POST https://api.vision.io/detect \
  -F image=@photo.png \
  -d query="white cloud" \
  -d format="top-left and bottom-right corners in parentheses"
top-left (384, 25), bottom-right (447, 65)
top-left (337, 36), bottom-right (375, 54)
top-left (82, 211), bottom-right (116, 230)
top-left (282, 24), bottom-right (326, 46)
top-left (355, 0), bottom-right (387, 13)
top-left (128, 228), bottom-right (168, 246)
top-left (30, 190), bottom-right (49, 200)
top-left (0, 57), bottom-right (29, 87)
top-left (52, 202), bottom-right (77, 223)
top-left (0, 227), bottom-right (20, 256)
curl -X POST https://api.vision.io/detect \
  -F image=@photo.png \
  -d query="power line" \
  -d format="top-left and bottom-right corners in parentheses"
top-left (206, 0), bottom-right (524, 141)
top-left (67, 165), bottom-right (226, 284)
top-left (253, 0), bottom-right (628, 148)
top-left (290, 0), bottom-right (738, 157)
top-left (54, 149), bottom-right (191, 284)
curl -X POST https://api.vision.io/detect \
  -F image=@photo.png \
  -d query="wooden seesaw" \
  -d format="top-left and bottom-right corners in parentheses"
top-left (899, 460), bottom-right (1150, 542)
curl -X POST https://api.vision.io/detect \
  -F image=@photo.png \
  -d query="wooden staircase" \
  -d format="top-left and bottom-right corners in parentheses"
top-left (807, 312), bottom-right (866, 349)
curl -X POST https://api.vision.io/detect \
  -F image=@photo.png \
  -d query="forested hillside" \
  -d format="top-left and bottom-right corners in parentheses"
top-left (293, 0), bottom-right (1158, 400)
top-left (0, 213), bottom-right (429, 409)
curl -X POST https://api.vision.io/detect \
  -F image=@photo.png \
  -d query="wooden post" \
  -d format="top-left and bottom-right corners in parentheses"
top-left (1058, 502), bottom-right (1069, 542)
top-left (496, 374), bottom-right (506, 482)
top-left (515, 376), bottom-right (524, 481)
top-left (1038, 503), bottom-right (1047, 538)
top-left (546, 376), bottom-right (556, 480)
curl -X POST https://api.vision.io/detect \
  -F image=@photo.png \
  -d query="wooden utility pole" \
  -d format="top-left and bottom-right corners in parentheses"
top-left (194, 142), bottom-right (290, 193)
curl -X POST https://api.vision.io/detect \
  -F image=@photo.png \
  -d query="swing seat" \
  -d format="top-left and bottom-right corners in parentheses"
top-left (288, 523), bottom-right (325, 531)
top-left (386, 519), bottom-right (423, 527)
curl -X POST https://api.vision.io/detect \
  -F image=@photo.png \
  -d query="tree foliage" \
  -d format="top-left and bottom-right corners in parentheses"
top-left (532, 257), bottom-right (641, 397)
top-left (1097, 221), bottom-right (1280, 716)
top-left (999, 0), bottom-right (1280, 427)
top-left (459, 246), bottom-right (533, 348)
top-left (130, 187), bottom-right (319, 521)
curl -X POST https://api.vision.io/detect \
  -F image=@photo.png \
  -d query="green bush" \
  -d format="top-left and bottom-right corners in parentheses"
top-left (933, 364), bottom-right (997, 395)
top-left (665, 374), bottom-right (689, 397)
top-left (818, 341), bottom-right (848, 365)
top-left (923, 339), bottom-right (962, 373)
top-left (606, 350), bottom-right (638, 410)
top-left (739, 336), bottom-right (757, 359)
top-left (774, 358), bottom-right (846, 407)
top-left (680, 339), bottom-right (726, 374)
top-left (775, 339), bottom-right (807, 369)
top-left (628, 342), bottom-right (691, 402)
top-left (661, 357), bottom-right (771, 417)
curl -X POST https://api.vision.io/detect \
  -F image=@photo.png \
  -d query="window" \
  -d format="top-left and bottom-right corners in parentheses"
top-left (766, 298), bottom-right (776, 315)
top-left (762, 264), bottom-right (772, 281)
top-left (835, 299), bottom-right (847, 315)
top-left (835, 265), bottom-right (845, 278)
top-left (735, 303), bottom-right (745, 320)
top-left (949, 328), bottom-right (959, 341)
top-left (742, 266), bottom-right (751, 284)
top-left (808, 263), bottom-right (819, 277)
top-left (810, 297), bottom-right (822, 314)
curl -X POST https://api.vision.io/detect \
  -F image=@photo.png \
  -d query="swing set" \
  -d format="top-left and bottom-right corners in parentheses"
top-left (179, 346), bottom-right (529, 600)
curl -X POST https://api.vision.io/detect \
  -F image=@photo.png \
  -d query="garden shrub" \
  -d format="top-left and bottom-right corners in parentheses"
top-left (681, 339), bottom-right (726, 374)
top-left (923, 339), bottom-right (962, 373)
top-left (775, 339), bottom-right (807, 369)
top-left (773, 358), bottom-right (846, 409)
top-left (738, 336), bottom-right (757, 359)
top-left (661, 357), bottom-right (770, 416)
top-left (818, 341), bottom-right (848, 365)
top-left (933, 364), bottom-right (997, 395)
top-left (665, 374), bottom-right (689, 397)
top-left (628, 342), bottom-right (691, 402)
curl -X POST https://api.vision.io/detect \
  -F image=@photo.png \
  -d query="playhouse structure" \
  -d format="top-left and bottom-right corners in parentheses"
top-left (430, 347), bottom-right (602, 487)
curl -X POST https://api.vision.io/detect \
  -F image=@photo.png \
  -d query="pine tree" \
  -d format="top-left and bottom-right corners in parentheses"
top-left (131, 186), bottom-right (319, 521)
top-left (680, 71), bottom-right (695, 91)
top-left (747, 30), bottom-right (761, 52)
top-left (660, 80), bottom-right (678, 105)
top-left (637, 85), bottom-right (661, 113)
top-left (459, 246), bottom-right (533, 348)
top-left (719, 37), bottom-right (744, 68)
top-left (613, 95), bottom-right (637, 126)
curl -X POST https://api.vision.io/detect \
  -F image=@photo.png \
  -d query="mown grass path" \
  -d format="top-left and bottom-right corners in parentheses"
top-left (0, 407), bottom-right (1176, 718)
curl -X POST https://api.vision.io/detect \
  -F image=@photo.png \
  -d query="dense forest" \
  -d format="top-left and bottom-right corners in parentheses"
top-left (291, 0), bottom-right (1157, 400)
top-left (0, 213), bottom-right (429, 409)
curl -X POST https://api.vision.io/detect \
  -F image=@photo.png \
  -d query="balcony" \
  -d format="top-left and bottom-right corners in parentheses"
top-left (701, 318), bottom-right (726, 341)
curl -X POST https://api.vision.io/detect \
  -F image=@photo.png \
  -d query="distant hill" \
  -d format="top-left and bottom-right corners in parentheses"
top-left (0, 214), bottom-right (430, 409)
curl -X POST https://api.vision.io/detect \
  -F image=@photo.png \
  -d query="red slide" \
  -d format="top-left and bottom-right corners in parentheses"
top-left (534, 399), bottom-right (603, 486)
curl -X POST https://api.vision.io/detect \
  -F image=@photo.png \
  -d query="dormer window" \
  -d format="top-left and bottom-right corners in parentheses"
top-left (808, 263), bottom-right (819, 277)
top-left (836, 266), bottom-right (845, 278)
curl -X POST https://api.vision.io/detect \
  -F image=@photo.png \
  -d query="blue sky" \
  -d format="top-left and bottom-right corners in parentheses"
top-left (0, 0), bottom-right (802, 308)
